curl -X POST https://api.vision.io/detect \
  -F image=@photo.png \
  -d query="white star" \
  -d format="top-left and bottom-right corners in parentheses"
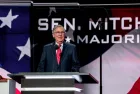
top-left (32, 43), bottom-right (37, 48)
top-left (66, 27), bottom-right (74, 41)
top-left (65, 36), bottom-right (71, 43)
top-left (0, 9), bottom-right (19, 29)
top-left (17, 38), bottom-right (30, 61)
top-left (48, 7), bottom-right (56, 17)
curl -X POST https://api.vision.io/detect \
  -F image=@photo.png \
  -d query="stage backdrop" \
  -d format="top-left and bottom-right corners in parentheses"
top-left (31, 5), bottom-right (140, 94)
top-left (0, 3), bottom-right (140, 94)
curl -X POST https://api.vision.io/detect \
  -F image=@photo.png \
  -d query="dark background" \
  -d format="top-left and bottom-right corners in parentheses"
top-left (30, 6), bottom-right (115, 71)
top-left (30, 0), bottom-right (140, 71)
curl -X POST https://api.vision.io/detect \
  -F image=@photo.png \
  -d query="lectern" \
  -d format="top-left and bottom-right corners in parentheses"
top-left (8, 72), bottom-right (98, 94)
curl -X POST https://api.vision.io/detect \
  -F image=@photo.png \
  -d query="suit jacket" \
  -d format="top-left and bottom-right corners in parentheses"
top-left (37, 42), bottom-right (80, 72)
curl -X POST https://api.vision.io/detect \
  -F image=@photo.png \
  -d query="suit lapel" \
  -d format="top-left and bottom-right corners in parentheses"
top-left (50, 42), bottom-right (68, 64)
top-left (60, 42), bottom-right (68, 63)
top-left (50, 43), bottom-right (58, 64)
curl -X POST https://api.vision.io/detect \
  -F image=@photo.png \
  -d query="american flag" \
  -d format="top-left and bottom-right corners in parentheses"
top-left (0, 6), bottom-right (30, 94)
top-left (80, 8), bottom-right (140, 94)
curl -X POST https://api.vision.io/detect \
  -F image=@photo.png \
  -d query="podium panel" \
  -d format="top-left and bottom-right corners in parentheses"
top-left (21, 79), bottom-right (74, 87)
top-left (21, 78), bottom-right (76, 94)
top-left (0, 80), bottom-right (15, 94)
top-left (8, 72), bottom-right (98, 94)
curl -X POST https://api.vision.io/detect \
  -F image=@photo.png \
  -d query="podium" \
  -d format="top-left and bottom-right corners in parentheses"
top-left (8, 72), bottom-right (98, 94)
top-left (0, 79), bottom-right (15, 94)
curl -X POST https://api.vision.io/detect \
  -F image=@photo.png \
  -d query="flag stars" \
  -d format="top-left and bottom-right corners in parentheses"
top-left (65, 36), bottom-right (71, 43)
top-left (0, 9), bottom-right (19, 29)
top-left (48, 7), bottom-right (56, 17)
top-left (16, 38), bottom-right (31, 61)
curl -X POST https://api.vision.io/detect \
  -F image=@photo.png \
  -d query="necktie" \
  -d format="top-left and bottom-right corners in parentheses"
top-left (56, 45), bottom-right (61, 64)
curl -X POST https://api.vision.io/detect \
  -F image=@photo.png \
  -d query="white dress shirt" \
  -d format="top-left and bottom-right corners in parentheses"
top-left (55, 42), bottom-right (63, 53)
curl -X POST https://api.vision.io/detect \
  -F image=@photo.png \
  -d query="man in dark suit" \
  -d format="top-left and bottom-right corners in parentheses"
top-left (37, 25), bottom-right (80, 72)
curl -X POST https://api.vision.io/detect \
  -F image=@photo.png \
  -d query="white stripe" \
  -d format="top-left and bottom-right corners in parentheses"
top-left (25, 75), bottom-right (74, 79)
top-left (80, 28), bottom-right (140, 94)
top-left (0, 68), bottom-right (21, 91)
top-left (21, 87), bottom-right (82, 92)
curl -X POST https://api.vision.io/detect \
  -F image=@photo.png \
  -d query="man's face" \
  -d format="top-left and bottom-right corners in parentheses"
top-left (53, 27), bottom-right (65, 44)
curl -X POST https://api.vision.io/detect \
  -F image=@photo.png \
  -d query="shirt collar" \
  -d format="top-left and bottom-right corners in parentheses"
top-left (55, 42), bottom-right (63, 48)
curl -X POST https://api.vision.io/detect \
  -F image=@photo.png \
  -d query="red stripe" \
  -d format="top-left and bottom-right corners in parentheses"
top-left (16, 88), bottom-right (20, 94)
top-left (111, 8), bottom-right (140, 37)
top-left (128, 77), bottom-right (140, 94)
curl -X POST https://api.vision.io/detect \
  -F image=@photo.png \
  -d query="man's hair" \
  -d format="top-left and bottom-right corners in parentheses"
top-left (52, 25), bottom-right (65, 33)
